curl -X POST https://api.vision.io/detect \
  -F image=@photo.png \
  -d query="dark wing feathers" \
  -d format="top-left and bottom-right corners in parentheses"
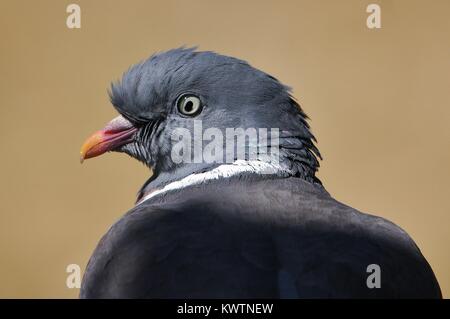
top-left (80, 176), bottom-right (441, 298)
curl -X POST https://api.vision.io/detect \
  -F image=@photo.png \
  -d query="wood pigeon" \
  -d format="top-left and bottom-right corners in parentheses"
top-left (79, 48), bottom-right (441, 298)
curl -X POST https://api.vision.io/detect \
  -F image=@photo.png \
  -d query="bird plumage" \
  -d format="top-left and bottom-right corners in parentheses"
top-left (81, 172), bottom-right (441, 298)
top-left (80, 48), bottom-right (441, 298)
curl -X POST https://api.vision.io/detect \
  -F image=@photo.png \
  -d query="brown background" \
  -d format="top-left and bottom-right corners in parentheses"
top-left (0, 0), bottom-right (449, 298)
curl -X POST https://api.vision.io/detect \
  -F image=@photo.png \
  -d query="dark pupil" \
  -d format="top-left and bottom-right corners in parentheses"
top-left (184, 100), bottom-right (194, 113)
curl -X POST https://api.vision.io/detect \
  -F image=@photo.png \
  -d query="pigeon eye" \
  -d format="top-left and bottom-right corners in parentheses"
top-left (177, 94), bottom-right (202, 116)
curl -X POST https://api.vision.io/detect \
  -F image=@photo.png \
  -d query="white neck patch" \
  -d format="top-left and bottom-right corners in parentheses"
top-left (137, 160), bottom-right (290, 206)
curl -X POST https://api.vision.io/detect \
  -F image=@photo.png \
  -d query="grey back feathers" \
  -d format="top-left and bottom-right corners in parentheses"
top-left (81, 175), bottom-right (441, 298)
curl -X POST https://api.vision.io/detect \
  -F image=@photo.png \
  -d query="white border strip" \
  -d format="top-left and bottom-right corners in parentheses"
top-left (137, 160), bottom-right (290, 205)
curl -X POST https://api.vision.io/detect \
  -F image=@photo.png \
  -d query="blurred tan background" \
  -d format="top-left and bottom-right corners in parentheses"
top-left (0, 0), bottom-right (449, 298)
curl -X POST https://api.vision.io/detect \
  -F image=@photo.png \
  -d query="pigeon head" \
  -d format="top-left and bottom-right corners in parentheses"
top-left (80, 48), bottom-right (321, 197)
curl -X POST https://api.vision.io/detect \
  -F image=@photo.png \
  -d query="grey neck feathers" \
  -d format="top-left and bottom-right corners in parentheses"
top-left (136, 160), bottom-right (293, 205)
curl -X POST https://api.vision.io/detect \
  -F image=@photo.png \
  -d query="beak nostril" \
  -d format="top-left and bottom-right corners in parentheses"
top-left (103, 115), bottom-right (135, 132)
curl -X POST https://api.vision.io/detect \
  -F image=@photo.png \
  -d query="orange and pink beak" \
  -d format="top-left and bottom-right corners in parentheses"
top-left (80, 115), bottom-right (138, 163)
